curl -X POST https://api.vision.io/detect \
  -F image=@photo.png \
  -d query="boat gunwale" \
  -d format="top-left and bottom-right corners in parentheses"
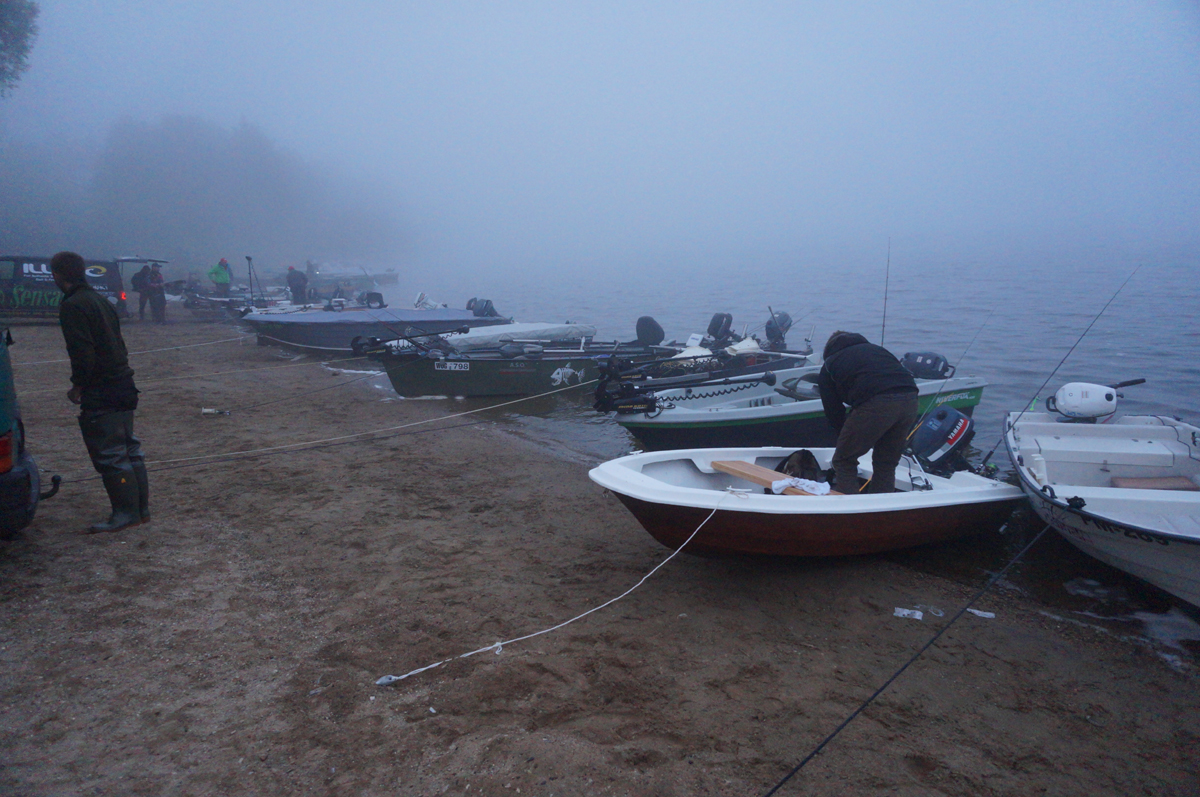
top-left (589, 446), bottom-right (1024, 516)
top-left (1004, 412), bottom-right (1200, 547)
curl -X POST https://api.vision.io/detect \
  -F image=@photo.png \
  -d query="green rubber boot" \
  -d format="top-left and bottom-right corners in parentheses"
top-left (87, 473), bottom-right (142, 534)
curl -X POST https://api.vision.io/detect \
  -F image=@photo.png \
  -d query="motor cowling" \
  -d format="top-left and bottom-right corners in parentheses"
top-left (1045, 382), bottom-right (1117, 420)
top-left (765, 311), bottom-right (792, 350)
top-left (635, 316), bottom-right (665, 346)
top-left (909, 406), bottom-right (975, 476)
top-left (901, 352), bottom-right (955, 380)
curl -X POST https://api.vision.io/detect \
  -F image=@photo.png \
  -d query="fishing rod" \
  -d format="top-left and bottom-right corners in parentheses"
top-left (880, 238), bottom-right (891, 346)
top-left (979, 265), bottom-right (1142, 467)
top-left (350, 325), bottom-right (472, 356)
top-left (594, 370), bottom-right (778, 414)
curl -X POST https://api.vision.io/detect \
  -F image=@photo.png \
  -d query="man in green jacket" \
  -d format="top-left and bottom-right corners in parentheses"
top-left (51, 251), bottom-right (149, 533)
top-left (208, 257), bottom-right (232, 297)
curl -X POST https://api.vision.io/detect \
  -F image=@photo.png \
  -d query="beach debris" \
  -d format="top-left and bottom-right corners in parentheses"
top-left (894, 607), bottom-right (923, 620)
top-left (201, 408), bottom-right (230, 416)
top-left (915, 604), bottom-right (945, 617)
top-left (967, 608), bottom-right (996, 619)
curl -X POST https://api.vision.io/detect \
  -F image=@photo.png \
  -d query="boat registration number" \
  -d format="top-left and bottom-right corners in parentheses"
top-left (435, 362), bottom-right (469, 371)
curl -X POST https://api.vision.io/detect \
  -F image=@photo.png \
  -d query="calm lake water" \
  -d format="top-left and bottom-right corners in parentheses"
top-left (373, 256), bottom-right (1200, 660)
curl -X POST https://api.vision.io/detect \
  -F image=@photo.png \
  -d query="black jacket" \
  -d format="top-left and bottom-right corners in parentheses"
top-left (59, 284), bottom-right (137, 410)
top-left (817, 332), bottom-right (916, 430)
top-left (286, 270), bottom-right (308, 291)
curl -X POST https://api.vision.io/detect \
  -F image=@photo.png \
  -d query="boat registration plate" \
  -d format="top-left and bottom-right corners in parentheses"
top-left (435, 362), bottom-right (470, 371)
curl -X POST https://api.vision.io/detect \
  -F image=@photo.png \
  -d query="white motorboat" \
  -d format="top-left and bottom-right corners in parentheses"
top-left (590, 446), bottom-right (1023, 557)
top-left (1004, 381), bottom-right (1200, 607)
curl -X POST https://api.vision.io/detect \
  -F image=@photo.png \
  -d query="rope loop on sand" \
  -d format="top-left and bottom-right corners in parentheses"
top-left (375, 496), bottom-right (728, 686)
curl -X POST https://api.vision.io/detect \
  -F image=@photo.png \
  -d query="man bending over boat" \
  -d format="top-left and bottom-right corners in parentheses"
top-left (816, 331), bottom-right (918, 493)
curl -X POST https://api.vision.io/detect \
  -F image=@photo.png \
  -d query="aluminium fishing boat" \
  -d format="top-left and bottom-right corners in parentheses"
top-left (589, 444), bottom-right (1023, 556)
top-left (600, 360), bottom-right (987, 451)
top-left (239, 295), bottom-right (512, 353)
top-left (1004, 380), bottom-right (1200, 607)
top-left (360, 319), bottom-right (679, 398)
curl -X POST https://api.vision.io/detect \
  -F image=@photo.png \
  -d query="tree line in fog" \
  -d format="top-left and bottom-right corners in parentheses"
top-left (0, 115), bottom-right (404, 267)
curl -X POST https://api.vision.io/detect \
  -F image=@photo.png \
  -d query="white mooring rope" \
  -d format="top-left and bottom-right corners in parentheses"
top-left (375, 492), bottom-right (742, 685)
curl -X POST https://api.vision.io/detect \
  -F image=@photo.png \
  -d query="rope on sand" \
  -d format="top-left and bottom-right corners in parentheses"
top-left (17, 355), bottom-right (375, 395)
top-left (376, 493), bottom-right (741, 686)
top-left (150, 378), bottom-right (599, 465)
top-left (55, 378), bottom-right (600, 483)
top-left (759, 523), bottom-right (1052, 796)
top-left (14, 334), bottom-right (253, 366)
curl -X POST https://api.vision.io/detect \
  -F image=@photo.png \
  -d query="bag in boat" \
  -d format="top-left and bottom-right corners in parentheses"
top-left (766, 449), bottom-right (834, 493)
top-left (901, 351), bottom-right (955, 380)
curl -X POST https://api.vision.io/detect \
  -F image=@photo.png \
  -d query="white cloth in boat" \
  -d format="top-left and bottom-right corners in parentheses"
top-left (771, 477), bottom-right (831, 496)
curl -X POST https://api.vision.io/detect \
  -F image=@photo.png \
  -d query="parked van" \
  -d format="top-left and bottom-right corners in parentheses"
top-left (0, 326), bottom-right (57, 538)
top-left (0, 255), bottom-right (130, 319)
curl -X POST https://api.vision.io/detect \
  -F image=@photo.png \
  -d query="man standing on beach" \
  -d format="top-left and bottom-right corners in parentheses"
top-left (816, 330), bottom-right (918, 494)
top-left (286, 266), bottom-right (308, 305)
top-left (131, 264), bottom-right (151, 320)
top-left (51, 251), bottom-right (149, 533)
top-left (208, 258), bottom-right (232, 297)
top-left (146, 263), bottom-right (167, 323)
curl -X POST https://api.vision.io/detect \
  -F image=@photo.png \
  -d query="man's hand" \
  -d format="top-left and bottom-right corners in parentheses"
top-left (67, 386), bottom-right (83, 405)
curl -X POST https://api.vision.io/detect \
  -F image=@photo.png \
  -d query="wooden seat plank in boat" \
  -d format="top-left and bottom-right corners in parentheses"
top-left (1110, 476), bottom-right (1200, 491)
top-left (711, 460), bottom-right (843, 496)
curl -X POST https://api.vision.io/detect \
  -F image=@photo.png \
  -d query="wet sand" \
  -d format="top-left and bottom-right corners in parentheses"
top-left (1, 315), bottom-right (1198, 796)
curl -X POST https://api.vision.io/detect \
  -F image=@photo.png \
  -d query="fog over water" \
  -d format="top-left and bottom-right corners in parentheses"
top-left (2, 2), bottom-right (1197, 281)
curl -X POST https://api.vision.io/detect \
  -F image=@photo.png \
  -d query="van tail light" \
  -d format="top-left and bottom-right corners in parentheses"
top-left (0, 432), bottom-right (13, 474)
top-left (120, 291), bottom-right (127, 301)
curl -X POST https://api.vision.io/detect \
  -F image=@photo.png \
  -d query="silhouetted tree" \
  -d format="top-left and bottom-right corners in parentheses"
top-left (0, 0), bottom-right (38, 97)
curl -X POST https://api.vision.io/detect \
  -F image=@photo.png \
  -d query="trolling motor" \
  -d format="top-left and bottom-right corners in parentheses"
top-left (909, 406), bottom-right (977, 477)
top-left (1044, 379), bottom-right (1146, 422)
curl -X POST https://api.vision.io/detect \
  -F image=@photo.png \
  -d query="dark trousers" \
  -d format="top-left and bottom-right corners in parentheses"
top-left (138, 292), bottom-right (150, 319)
top-left (832, 392), bottom-right (919, 493)
top-left (79, 410), bottom-right (144, 479)
top-left (215, 283), bottom-right (230, 297)
top-left (149, 292), bottom-right (166, 322)
top-left (291, 287), bottom-right (306, 304)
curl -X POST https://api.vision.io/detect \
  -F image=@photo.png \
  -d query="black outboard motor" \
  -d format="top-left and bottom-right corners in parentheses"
top-left (764, 311), bottom-right (792, 351)
top-left (705, 313), bottom-right (734, 346)
top-left (909, 406), bottom-right (975, 477)
top-left (635, 316), bottom-right (665, 347)
top-left (467, 298), bottom-right (499, 317)
top-left (358, 291), bottom-right (387, 309)
top-left (901, 352), bottom-right (955, 380)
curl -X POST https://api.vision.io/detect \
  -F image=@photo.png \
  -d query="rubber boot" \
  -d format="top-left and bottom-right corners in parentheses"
top-left (131, 461), bottom-right (150, 523)
top-left (87, 473), bottom-right (142, 534)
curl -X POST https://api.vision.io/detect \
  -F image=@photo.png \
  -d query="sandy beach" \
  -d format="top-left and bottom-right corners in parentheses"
top-left (1, 314), bottom-right (1197, 796)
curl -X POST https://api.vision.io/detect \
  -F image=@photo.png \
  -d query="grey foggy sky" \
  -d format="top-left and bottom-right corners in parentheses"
top-left (3, 1), bottom-right (1199, 273)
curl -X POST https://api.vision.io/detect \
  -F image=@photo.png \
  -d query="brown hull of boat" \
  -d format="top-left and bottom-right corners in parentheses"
top-left (613, 494), bottom-right (1022, 556)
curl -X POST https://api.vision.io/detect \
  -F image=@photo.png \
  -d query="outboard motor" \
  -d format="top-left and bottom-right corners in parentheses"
top-left (764, 311), bottom-right (792, 351)
top-left (909, 406), bottom-right (975, 477)
top-left (359, 291), bottom-right (387, 309)
top-left (901, 352), bottom-right (955, 380)
top-left (705, 313), bottom-right (734, 345)
top-left (470, 298), bottom-right (499, 318)
top-left (1044, 379), bottom-right (1144, 422)
top-left (635, 316), bottom-right (665, 347)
